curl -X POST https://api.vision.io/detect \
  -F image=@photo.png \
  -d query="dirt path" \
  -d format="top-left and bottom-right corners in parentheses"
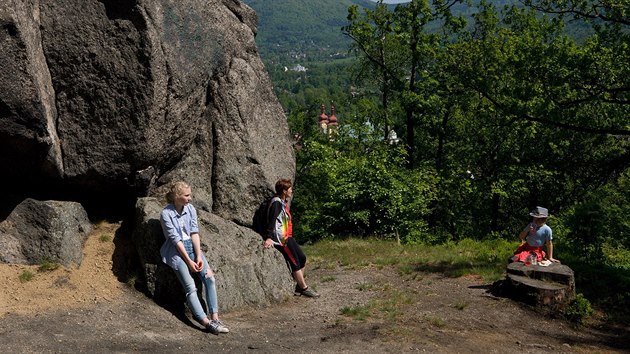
top-left (1, 224), bottom-right (628, 353)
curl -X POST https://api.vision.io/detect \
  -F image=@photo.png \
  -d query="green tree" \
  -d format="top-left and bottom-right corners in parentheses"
top-left (427, 0), bottom-right (629, 238)
top-left (343, 0), bottom-right (628, 240)
top-left (344, 0), bottom-right (467, 168)
top-left (345, 2), bottom-right (400, 142)
top-left (292, 125), bottom-right (436, 243)
top-left (275, 0), bottom-right (629, 248)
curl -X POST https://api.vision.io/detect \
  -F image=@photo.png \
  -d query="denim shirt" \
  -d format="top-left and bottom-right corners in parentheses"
top-left (160, 203), bottom-right (199, 270)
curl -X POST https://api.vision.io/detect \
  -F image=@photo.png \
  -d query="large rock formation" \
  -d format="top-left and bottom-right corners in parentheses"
top-left (0, 0), bottom-right (296, 309)
top-left (0, 0), bottom-right (294, 223)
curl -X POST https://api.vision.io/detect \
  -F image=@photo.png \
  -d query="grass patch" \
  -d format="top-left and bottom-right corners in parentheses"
top-left (305, 237), bottom-right (630, 324)
top-left (340, 305), bottom-right (370, 321)
top-left (38, 259), bottom-right (60, 272)
top-left (374, 289), bottom-right (416, 321)
top-left (341, 286), bottom-right (416, 322)
top-left (397, 264), bottom-right (416, 275)
top-left (98, 234), bottom-right (112, 243)
top-left (94, 219), bottom-right (115, 228)
top-left (356, 282), bottom-right (373, 291)
top-left (304, 238), bottom-right (515, 281)
top-left (425, 316), bottom-right (447, 328)
top-left (19, 270), bottom-right (34, 283)
top-left (454, 301), bottom-right (468, 310)
top-left (321, 276), bottom-right (336, 282)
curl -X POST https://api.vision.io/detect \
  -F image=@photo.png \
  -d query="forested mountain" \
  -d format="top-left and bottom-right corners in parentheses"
top-left (242, 0), bottom-right (518, 64)
top-left (241, 0), bottom-right (539, 111)
top-left (242, 0), bottom-right (376, 138)
top-left (243, 0), bottom-right (594, 130)
top-left (242, 0), bottom-right (375, 62)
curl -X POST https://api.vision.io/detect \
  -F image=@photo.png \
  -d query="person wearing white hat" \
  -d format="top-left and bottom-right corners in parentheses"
top-left (510, 206), bottom-right (560, 264)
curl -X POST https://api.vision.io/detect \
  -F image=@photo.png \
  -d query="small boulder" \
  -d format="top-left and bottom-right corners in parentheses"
top-left (0, 198), bottom-right (92, 266)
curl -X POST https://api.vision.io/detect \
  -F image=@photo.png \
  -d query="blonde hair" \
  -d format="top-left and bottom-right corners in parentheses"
top-left (165, 181), bottom-right (190, 204)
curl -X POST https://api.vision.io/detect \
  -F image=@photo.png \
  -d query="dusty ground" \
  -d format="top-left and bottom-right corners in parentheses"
top-left (1, 223), bottom-right (629, 353)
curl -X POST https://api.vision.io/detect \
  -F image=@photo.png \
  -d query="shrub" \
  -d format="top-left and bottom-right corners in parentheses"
top-left (293, 133), bottom-right (436, 243)
top-left (558, 169), bottom-right (630, 264)
top-left (564, 293), bottom-right (593, 324)
top-left (19, 270), bottom-right (34, 283)
top-left (38, 259), bottom-right (60, 272)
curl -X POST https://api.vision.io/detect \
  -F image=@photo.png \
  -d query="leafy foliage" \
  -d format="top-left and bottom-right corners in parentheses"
top-left (557, 169), bottom-right (630, 263)
top-left (342, 0), bottom-right (629, 241)
top-left (564, 293), bottom-right (594, 324)
top-left (293, 127), bottom-right (436, 243)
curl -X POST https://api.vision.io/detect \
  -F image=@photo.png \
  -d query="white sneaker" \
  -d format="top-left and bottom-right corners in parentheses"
top-left (210, 320), bottom-right (229, 333)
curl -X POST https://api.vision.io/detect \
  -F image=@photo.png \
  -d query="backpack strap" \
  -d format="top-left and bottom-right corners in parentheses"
top-left (267, 196), bottom-right (282, 219)
top-left (266, 196), bottom-right (284, 245)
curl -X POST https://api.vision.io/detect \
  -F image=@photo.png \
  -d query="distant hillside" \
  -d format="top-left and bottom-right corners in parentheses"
top-left (242, 0), bottom-right (375, 62)
top-left (241, 0), bottom-right (522, 64)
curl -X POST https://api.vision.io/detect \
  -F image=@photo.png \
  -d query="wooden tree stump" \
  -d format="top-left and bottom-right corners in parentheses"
top-left (492, 262), bottom-right (576, 312)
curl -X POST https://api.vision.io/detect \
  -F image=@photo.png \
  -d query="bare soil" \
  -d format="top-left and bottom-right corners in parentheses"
top-left (1, 223), bottom-right (628, 353)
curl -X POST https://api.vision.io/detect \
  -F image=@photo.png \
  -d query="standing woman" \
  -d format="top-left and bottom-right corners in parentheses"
top-left (160, 181), bottom-right (229, 334)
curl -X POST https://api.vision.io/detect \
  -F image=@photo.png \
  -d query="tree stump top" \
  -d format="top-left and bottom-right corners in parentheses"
top-left (507, 262), bottom-right (574, 285)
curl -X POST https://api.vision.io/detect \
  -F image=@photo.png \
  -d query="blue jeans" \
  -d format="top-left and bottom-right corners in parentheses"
top-left (173, 241), bottom-right (219, 321)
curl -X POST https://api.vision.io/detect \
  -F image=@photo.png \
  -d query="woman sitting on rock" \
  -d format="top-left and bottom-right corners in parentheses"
top-left (510, 206), bottom-right (560, 264)
top-left (159, 181), bottom-right (229, 334)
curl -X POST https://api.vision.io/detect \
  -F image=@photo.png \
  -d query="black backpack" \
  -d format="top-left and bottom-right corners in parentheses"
top-left (252, 197), bottom-right (273, 238)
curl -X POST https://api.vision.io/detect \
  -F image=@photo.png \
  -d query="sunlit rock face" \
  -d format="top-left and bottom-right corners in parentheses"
top-left (0, 0), bottom-right (295, 223)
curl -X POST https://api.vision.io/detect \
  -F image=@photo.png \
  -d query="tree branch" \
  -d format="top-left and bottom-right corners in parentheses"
top-left (344, 32), bottom-right (406, 88)
top-left (522, 0), bottom-right (630, 26)
top-left (475, 86), bottom-right (630, 136)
